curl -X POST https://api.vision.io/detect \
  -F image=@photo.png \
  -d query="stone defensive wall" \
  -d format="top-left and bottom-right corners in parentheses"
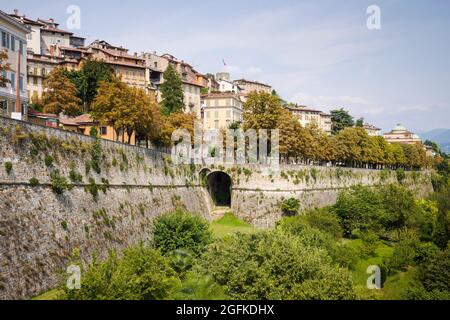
top-left (0, 116), bottom-right (433, 299)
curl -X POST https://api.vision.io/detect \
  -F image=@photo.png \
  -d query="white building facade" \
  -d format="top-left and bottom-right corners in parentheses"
top-left (0, 10), bottom-right (29, 120)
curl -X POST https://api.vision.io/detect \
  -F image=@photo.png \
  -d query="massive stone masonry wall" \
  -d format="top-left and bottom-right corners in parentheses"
top-left (0, 116), bottom-right (434, 299)
top-left (0, 117), bottom-right (209, 300)
top-left (213, 164), bottom-right (434, 227)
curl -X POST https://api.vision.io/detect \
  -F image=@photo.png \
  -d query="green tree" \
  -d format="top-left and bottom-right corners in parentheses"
top-left (432, 210), bottom-right (450, 249)
top-left (152, 210), bottom-right (213, 256)
top-left (355, 117), bottom-right (364, 127)
top-left (61, 245), bottom-right (179, 300)
top-left (330, 108), bottom-right (354, 134)
top-left (417, 248), bottom-right (450, 293)
top-left (196, 231), bottom-right (355, 300)
top-left (280, 197), bottom-right (300, 216)
top-left (160, 64), bottom-right (184, 115)
top-left (64, 59), bottom-right (114, 111)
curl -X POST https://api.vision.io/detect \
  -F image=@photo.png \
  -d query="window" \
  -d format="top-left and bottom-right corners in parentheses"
top-left (19, 41), bottom-right (23, 55)
top-left (214, 120), bottom-right (219, 129)
top-left (206, 111), bottom-right (210, 119)
top-left (33, 77), bottom-right (38, 85)
top-left (1, 31), bottom-right (7, 47)
top-left (27, 33), bottom-right (32, 40)
top-left (19, 75), bottom-right (24, 91)
top-left (10, 72), bottom-right (15, 89)
top-left (100, 127), bottom-right (108, 135)
top-left (215, 110), bottom-right (219, 119)
top-left (10, 36), bottom-right (15, 51)
top-left (226, 110), bottom-right (231, 119)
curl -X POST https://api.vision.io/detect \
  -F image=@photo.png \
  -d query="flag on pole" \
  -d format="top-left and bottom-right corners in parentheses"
top-left (222, 59), bottom-right (227, 66)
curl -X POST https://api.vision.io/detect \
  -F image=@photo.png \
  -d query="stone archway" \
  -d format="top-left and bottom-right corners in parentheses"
top-left (205, 171), bottom-right (232, 207)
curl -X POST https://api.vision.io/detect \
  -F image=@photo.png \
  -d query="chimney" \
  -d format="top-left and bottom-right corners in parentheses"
top-left (49, 18), bottom-right (54, 23)
top-left (13, 9), bottom-right (19, 16)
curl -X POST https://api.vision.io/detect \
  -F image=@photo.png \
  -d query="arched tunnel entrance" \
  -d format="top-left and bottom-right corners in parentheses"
top-left (205, 171), bottom-right (232, 207)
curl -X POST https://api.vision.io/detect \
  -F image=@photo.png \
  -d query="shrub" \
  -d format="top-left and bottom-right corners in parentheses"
top-left (417, 248), bottom-right (450, 293)
top-left (385, 228), bottom-right (420, 273)
top-left (50, 171), bottom-right (68, 194)
top-left (432, 209), bottom-right (450, 249)
top-left (60, 245), bottom-right (179, 300)
top-left (396, 168), bottom-right (406, 183)
top-left (169, 272), bottom-right (227, 300)
top-left (44, 155), bottom-right (54, 167)
top-left (280, 197), bottom-right (300, 216)
top-left (333, 243), bottom-right (359, 270)
top-left (90, 139), bottom-right (102, 174)
top-left (303, 207), bottom-right (343, 239)
top-left (29, 177), bottom-right (40, 187)
top-left (4, 162), bottom-right (12, 174)
top-left (334, 185), bottom-right (385, 236)
top-left (360, 231), bottom-right (379, 257)
top-left (69, 169), bottom-right (83, 183)
top-left (85, 178), bottom-right (99, 201)
top-left (196, 231), bottom-right (355, 300)
top-left (152, 210), bottom-right (212, 256)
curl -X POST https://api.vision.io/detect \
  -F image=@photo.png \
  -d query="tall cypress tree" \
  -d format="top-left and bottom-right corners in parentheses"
top-left (160, 64), bottom-right (184, 115)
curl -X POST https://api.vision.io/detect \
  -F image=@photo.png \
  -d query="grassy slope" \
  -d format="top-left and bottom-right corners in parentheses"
top-left (33, 215), bottom-right (416, 300)
top-left (346, 239), bottom-right (415, 300)
top-left (210, 212), bottom-right (258, 238)
top-left (31, 289), bottom-right (61, 300)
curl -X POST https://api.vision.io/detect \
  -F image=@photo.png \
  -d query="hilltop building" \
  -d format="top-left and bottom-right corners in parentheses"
top-left (285, 104), bottom-right (332, 135)
top-left (87, 40), bottom-right (147, 91)
top-left (201, 92), bottom-right (243, 130)
top-left (0, 10), bottom-right (29, 120)
top-left (141, 52), bottom-right (204, 117)
top-left (233, 78), bottom-right (272, 96)
top-left (363, 123), bottom-right (381, 136)
top-left (383, 124), bottom-right (422, 144)
top-left (60, 113), bottom-right (136, 145)
top-left (9, 9), bottom-right (86, 55)
top-left (9, 10), bottom-right (87, 102)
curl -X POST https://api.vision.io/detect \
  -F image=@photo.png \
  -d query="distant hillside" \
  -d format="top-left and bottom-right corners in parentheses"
top-left (419, 128), bottom-right (450, 153)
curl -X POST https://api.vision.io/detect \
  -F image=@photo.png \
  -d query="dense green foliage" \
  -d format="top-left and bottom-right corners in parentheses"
top-left (330, 108), bottom-right (355, 134)
top-left (50, 170), bottom-right (69, 194)
top-left (196, 231), bottom-right (355, 300)
top-left (152, 210), bottom-right (213, 256)
top-left (160, 64), bottom-right (185, 116)
top-left (64, 59), bottom-right (114, 111)
top-left (4, 161), bottom-right (12, 174)
top-left (334, 184), bottom-right (438, 241)
top-left (280, 197), bottom-right (300, 216)
top-left (61, 245), bottom-right (179, 300)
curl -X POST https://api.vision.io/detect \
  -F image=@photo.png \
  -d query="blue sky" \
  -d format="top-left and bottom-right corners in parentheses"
top-left (3, 0), bottom-right (450, 133)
